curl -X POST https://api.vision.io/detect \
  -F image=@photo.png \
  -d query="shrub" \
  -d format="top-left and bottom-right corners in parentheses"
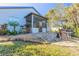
top-left (73, 27), bottom-right (79, 37)
top-left (9, 31), bottom-right (17, 35)
top-left (0, 29), bottom-right (8, 35)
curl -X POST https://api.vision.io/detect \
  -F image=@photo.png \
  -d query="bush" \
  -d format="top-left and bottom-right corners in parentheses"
top-left (0, 30), bottom-right (8, 35)
top-left (73, 27), bottom-right (79, 37)
top-left (0, 29), bottom-right (18, 35)
top-left (9, 31), bottom-right (17, 35)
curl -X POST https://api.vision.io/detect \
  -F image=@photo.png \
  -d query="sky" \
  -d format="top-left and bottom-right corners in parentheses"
top-left (0, 3), bottom-right (72, 16)
top-left (22, 3), bottom-right (72, 15)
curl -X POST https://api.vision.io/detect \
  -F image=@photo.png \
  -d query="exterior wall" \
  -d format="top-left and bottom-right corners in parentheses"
top-left (32, 28), bottom-right (47, 33)
top-left (32, 28), bottom-right (39, 33)
top-left (42, 28), bottom-right (47, 32)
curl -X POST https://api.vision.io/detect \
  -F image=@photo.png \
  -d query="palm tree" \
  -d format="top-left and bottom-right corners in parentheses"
top-left (8, 21), bottom-right (19, 32)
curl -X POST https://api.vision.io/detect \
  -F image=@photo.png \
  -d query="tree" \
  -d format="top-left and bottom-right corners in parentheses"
top-left (45, 9), bottom-right (66, 32)
top-left (45, 3), bottom-right (79, 37)
top-left (45, 9), bottom-right (61, 31)
top-left (71, 4), bottom-right (79, 37)
top-left (64, 4), bottom-right (79, 37)
top-left (8, 21), bottom-right (19, 32)
top-left (64, 7), bottom-right (75, 29)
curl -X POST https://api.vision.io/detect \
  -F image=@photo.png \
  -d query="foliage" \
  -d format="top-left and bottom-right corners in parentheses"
top-left (45, 9), bottom-right (61, 32)
top-left (72, 27), bottom-right (79, 37)
top-left (8, 21), bottom-right (19, 32)
top-left (9, 31), bottom-right (17, 35)
top-left (0, 29), bottom-right (8, 35)
top-left (45, 4), bottom-right (79, 37)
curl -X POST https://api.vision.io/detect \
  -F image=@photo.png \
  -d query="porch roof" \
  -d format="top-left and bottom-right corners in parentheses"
top-left (24, 13), bottom-right (48, 20)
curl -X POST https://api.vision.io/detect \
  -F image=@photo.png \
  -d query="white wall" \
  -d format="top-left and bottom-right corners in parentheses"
top-left (32, 28), bottom-right (39, 33)
top-left (42, 28), bottom-right (47, 32)
top-left (32, 28), bottom-right (47, 33)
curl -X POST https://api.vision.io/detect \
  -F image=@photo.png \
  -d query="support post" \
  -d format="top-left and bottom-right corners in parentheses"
top-left (32, 14), bottom-right (34, 33)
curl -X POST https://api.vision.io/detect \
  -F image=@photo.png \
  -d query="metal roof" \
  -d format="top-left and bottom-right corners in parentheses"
top-left (0, 6), bottom-right (41, 15)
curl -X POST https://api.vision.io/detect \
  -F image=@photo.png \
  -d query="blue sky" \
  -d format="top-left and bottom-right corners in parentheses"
top-left (21, 3), bottom-right (72, 15)
top-left (0, 3), bottom-right (72, 16)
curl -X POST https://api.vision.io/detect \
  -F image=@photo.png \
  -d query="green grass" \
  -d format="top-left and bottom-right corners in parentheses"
top-left (0, 41), bottom-right (79, 56)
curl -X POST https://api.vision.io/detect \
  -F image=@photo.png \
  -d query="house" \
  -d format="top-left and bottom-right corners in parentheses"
top-left (0, 7), bottom-right (48, 33)
top-left (0, 24), bottom-right (7, 30)
top-left (24, 13), bottom-right (47, 33)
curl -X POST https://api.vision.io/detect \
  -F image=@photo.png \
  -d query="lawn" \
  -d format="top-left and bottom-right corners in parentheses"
top-left (0, 41), bottom-right (79, 56)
